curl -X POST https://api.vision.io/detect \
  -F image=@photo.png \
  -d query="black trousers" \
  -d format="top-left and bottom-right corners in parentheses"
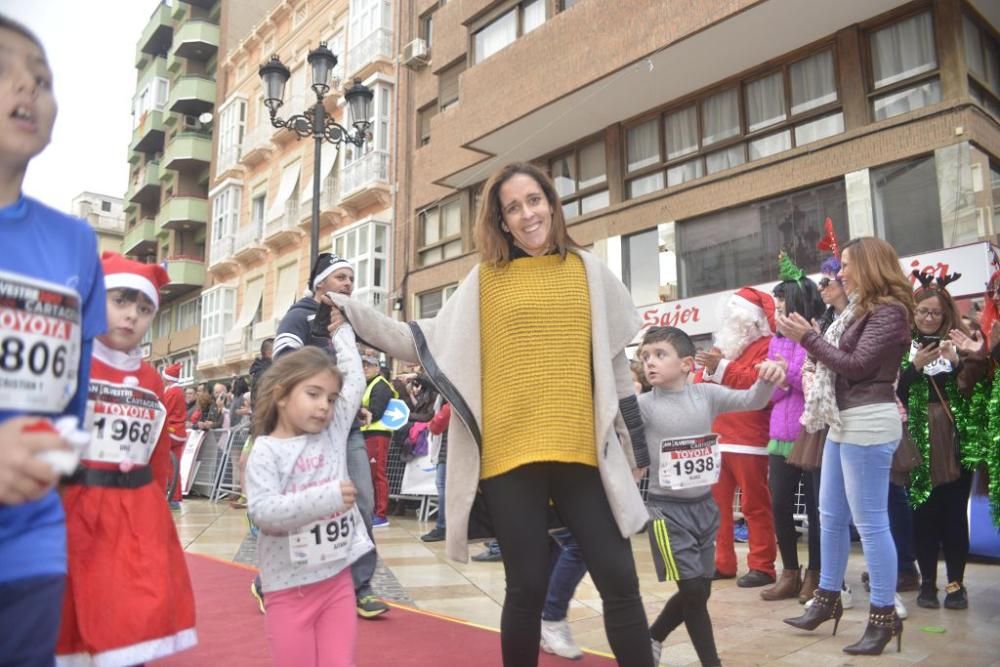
top-left (649, 577), bottom-right (720, 667)
top-left (768, 455), bottom-right (820, 571)
top-left (914, 467), bottom-right (973, 585)
top-left (480, 462), bottom-right (653, 667)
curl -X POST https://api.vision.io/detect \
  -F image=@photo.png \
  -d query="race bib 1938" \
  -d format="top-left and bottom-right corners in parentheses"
top-left (82, 381), bottom-right (166, 465)
top-left (659, 433), bottom-right (721, 490)
top-left (288, 507), bottom-right (362, 567)
top-left (0, 270), bottom-right (82, 413)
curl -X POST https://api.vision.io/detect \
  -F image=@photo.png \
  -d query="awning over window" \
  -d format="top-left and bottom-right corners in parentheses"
top-left (265, 161), bottom-right (301, 222)
top-left (224, 278), bottom-right (264, 345)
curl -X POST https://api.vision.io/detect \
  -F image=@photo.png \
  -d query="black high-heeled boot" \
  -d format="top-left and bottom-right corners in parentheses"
top-left (843, 604), bottom-right (903, 655)
top-left (783, 587), bottom-right (843, 635)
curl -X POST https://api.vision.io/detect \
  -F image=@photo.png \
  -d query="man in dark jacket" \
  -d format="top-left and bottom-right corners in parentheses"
top-left (248, 338), bottom-right (272, 398)
top-left (271, 253), bottom-right (388, 619)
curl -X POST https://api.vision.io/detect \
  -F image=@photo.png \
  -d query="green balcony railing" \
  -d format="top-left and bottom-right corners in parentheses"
top-left (165, 258), bottom-right (207, 287)
top-left (168, 76), bottom-right (216, 116)
top-left (157, 196), bottom-right (209, 232)
top-left (136, 2), bottom-right (173, 66)
top-left (122, 218), bottom-right (157, 256)
top-left (130, 109), bottom-right (166, 153)
top-left (163, 132), bottom-right (212, 170)
top-left (172, 21), bottom-right (219, 61)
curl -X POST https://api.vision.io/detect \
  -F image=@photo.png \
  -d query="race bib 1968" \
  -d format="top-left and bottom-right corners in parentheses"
top-left (288, 507), bottom-right (364, 567)
top-left (82, 381), bottom-right (166, 465)
top-left (0, 270), bottom-right (82, 413)
top-left (659, 433), bottom-right (721, 490)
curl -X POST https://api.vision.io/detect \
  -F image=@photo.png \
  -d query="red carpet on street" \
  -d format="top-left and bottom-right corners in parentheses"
top-left (152, 553), bottom-right (615, 666)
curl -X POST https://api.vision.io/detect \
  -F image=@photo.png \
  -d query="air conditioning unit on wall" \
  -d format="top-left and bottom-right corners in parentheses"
top-left (401, 38), bottom-right (430, 69)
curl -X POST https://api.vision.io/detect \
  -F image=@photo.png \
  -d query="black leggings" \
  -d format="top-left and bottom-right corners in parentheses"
top-left (768, 455), bottom-right (820, 571)
top-left (650, 577), bottom-right (720, 667)
top-left (480, 463), bottom-right (653, 667)
top-left (914, 467), bottom-right (973, 585)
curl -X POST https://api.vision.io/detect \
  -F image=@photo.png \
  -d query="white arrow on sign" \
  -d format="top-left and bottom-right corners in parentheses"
top-left (384, 407), bottom-right (405, 421)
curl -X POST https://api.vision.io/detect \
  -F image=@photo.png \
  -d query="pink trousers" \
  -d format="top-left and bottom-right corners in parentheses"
top-left (264, 569), bottom-right (357, 667)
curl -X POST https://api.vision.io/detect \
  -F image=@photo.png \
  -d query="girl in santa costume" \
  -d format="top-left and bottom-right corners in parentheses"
top-left (56, 252), bottom-right (197, 666)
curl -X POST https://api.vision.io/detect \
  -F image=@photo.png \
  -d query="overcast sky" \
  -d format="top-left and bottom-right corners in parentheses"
top-left (6, 0), bottom-right (161, 210)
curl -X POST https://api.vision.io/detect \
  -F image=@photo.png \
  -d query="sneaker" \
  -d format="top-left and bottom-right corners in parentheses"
top-left (168, 500), bottom-right (181, 511)
top-left (917, 582), bottom-right (940, 609)
top-left (539, 619), bottom-right (583, 660)
top-left (943, 581), bottom-right (968, 609)
top-left (733, 521), bottom-right (749, 543)
top-left (894, 593), bottom-right (908, 619)
top-left (737, 569), bottom-right (775, 588)
top-left (421, 526), bottom-right (446, 542)
top-left (841, 582), bottom-right (854, 609)
top-left (471, 543), bottom-right (503, 562)
top-left (372, 516), bottom-right (390, 529)
top-left (356, 594), bottom-right (390, 618)
top-left (650, 638), bottom-right (662, 664)
top-left (250, 576), bottom-right (265, 614)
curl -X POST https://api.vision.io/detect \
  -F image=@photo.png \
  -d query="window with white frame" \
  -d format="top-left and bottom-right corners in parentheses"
top-left (342, 82), bottom-right (391, 192)
top-left (418, 199), bottom-right (462, 267)
top-left (211, 185), bottom-right (241, 241)
top-left (217, 98), bottom-right (247, 171)
top-left (153, 307), bottom-right (172, 339)
top-left (548, 140), bottom-right (608, 219)
top-left (333, 221), bottom-right (390, 308)
top-left (326, 30), bottom-right (345, 84)
top-left (473, 0), bottom-right (545, 63)
top-left (176, 297), bottom-right (201, 331)
top-left (867, 11), bottom-right (941, 121)
top-left (251, 193), bottom-right (266, 234)
top-left (132, 77), bottom-right (169, 128)
top-left (416, 284), bottom-right (458, 318)
top-left (199, 285), bottom-right (236, 363)
top-left (963, 12), bottom-right (1000, 117)
top-left (348, 0), bottom-right (392, 71)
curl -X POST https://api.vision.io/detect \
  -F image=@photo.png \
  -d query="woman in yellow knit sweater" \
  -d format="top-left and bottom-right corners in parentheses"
top-left (327, 163), bottom-right (653, 667)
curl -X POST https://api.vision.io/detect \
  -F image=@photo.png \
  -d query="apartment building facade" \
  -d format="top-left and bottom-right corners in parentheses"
top-left (72, 192), bottom-right (126, 255)
top-left (121, 0), bottom-right (221, 383)
top-left (392, 0), bottom-right (1000, 330)
top-left (198, 0), bottom-right (397, 380)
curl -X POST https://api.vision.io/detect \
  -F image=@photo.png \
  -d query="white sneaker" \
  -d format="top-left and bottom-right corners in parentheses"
top-left (841, 583), bottom-right (854, 609)
top-left (894, 592), bottom-right (908, 619)
top-left (540, 619), bottom-right (583, 660)
top-left (651, 638), bottom-right (662, 664)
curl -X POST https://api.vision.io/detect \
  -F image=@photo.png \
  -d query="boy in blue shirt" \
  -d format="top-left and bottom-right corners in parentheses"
top-left (0, 14), bottom-right (107, 666)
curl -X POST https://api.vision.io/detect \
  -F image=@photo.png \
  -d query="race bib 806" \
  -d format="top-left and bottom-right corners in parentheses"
top-left (0, 270), bottom-right (82, 413)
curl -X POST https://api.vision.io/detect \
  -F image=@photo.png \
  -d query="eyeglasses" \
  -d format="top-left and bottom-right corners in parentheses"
top-left (915, 308), bottom-right (943, 319)
top-left (819, 277), bottom-right (839, 289)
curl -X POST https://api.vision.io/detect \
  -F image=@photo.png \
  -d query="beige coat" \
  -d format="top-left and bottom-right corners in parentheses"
top-left (332, 249), bottom-right (648, 562)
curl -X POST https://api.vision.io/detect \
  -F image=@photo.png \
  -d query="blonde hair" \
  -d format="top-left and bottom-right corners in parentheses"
top-left (252, 347), bottom-right (343, 437)
top-left (842, 237), bottom-right (915, 325)
top-left (474, 162), bottom-right (580, 267)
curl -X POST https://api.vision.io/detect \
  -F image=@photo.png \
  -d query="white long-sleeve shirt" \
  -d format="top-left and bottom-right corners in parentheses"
top-left (247, 325), bottom-right (371, 593)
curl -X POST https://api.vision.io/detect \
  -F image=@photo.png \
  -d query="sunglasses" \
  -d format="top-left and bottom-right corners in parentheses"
top-left (818, 277), bottom-right (838, 289)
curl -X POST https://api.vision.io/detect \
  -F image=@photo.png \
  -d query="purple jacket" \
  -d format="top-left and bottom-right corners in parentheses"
top-left (767, 335), bottom-right (807, 442)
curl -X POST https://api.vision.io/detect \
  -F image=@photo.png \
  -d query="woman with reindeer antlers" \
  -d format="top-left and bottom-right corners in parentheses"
top-left (897, 271), bottom-right (989, 611)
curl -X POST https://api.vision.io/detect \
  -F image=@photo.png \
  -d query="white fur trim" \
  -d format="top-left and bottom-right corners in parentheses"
top-left (92, 338), bottom-right (143, 371)
top-left (729, 294), bottom-right (764, 320)
top-left (56, 628), bottom-right (197, 667)
top-left (104, 273), bottom-right (159, 309)
top-left (719, 444), bottom-right (769, 455)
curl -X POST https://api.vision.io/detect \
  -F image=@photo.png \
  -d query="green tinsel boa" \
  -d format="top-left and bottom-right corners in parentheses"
top-left (903, 359), bottom-right (1000, 527)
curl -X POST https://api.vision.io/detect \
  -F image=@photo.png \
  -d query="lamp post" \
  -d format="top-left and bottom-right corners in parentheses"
top-left (259, 43), bottom-right (374, 268)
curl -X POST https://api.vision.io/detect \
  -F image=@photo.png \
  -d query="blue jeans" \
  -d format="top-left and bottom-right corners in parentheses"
top-left (819, 439), bottom-right (898, 606)
top-left (888, 483), bottom-right (917, 576)
top-left (435, 462), bottom-right (447, 530)
top-left (0, 574), bottom-right (65, 667)
top-left (346, 427), bottom-right (377, 595)
top-left (542, 528), bottom-right (588, 621)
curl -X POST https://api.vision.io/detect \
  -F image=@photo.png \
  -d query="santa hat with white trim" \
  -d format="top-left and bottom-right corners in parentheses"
top-left (162, 363), bottom-right (182, 383)
top-left (101, 251), bottom-right (169, 310)
top-left (729, 286), bottom-right (776, 333)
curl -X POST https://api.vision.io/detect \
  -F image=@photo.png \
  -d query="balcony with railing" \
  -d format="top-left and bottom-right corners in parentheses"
top-left (157, 196), bottom-right (209, 232)
top-left (224, 325), bottom-right (254, 362)
top-left (198, 335), bottom-right (224, 368)
top-left (162, 256), bottom-right (206, 297)
top-left (340, 150), bottom-right (391, 211)
top-left (164, 131), bottom-right (211, 170)
top-left (347, 28), bottom-right (393, 80)
top-left (264, 200), bottom-right (302, 248)
top-left (128, 160), bottom-right (161, 205)
top-left (122, 218), bottom-right (157, 257)
top-left (136, 2), bottom-right (172, 67)
top-left (209, 234), bottom-right (236, 269)
top-left (172, 20), bottom-right (219, 61)
top-left (168, 75), bottom-right (216, 116)
top-left (233, 223), bottom-right (266, 262)
top-left (239, 123), bottom-right (275, 165)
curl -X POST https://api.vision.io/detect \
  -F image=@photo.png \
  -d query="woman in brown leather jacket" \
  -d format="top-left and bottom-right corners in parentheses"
top-left (897, 277), bottom-right (987, 611)
top-left (776, 237), bottom-right (914, 656)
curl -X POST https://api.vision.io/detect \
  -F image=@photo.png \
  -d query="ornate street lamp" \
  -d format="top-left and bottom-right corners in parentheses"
top-left (259, 44), bottom-right (374, 267)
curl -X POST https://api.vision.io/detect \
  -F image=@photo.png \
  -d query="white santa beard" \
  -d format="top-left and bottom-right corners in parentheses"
top-left (715, 309), bottom-right (769, 359)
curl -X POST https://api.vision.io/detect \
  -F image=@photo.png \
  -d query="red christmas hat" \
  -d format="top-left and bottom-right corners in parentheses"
top-left (731, 286), bottom-right (776, 332)
top-left (162, 363), bottom-right (182, 383)
top-left (101, 252), bottom-right (169, 309)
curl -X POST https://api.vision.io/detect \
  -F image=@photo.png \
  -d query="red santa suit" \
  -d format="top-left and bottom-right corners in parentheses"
top-left (56, 254), bottom-right (196, 667)
top-left (696, 287), bottom-right (777, 579)
top-left (161, 363), bottom-right (187, 503)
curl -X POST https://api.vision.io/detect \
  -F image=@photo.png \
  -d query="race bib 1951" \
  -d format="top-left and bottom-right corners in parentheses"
top-left (0, 270), bottom-right (82, 413)
top-left (288, 507), bottom-right (363, 567)
top-left (82, 381), bottom-right (166, 465)
top-left (659, 433), bottom-right (721, 490)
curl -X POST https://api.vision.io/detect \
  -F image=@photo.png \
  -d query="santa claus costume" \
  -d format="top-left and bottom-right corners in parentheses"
top-left (696, 287), bottom-right (778, 585)
top-left (57, 253), bottom-right (197, 667)
top-left (161, 362), bottom-right (188, 507)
